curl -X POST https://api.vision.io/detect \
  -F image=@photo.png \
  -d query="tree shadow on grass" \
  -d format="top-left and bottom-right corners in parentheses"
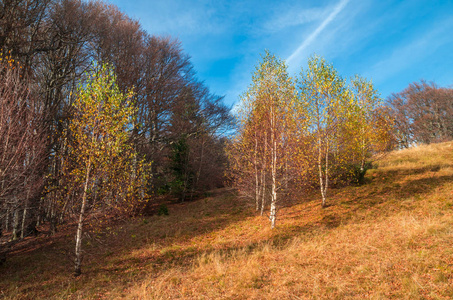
top-left (0, 188), bottom-right (262, 297)
top-left (342, 167), bottom-right (453, 207)
top-left (276, 164), bottom-right (453, 242)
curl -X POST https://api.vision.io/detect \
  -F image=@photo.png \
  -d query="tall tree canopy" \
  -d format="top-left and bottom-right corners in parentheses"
top-left (298, 55), bottom-right (350, 207)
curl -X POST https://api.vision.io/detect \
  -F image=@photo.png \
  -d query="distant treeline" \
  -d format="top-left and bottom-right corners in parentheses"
top-left (388, 80), bottom-right (453, 148)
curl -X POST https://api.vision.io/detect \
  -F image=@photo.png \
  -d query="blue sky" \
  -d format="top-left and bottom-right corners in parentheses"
top-left (109, 0), bottom-right (453, 108)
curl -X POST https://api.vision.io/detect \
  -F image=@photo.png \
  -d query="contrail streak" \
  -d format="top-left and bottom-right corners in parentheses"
top-left (287, 0), bottom-right (350, 65)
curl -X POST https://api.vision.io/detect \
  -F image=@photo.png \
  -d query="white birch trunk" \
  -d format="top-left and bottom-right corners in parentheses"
top-left (74, 159), bottom-right (91, 277)
top-left (323, 139), bottom-right (329, 208)
top-left (260, 132), bottom-right (267, 216)
top-left (270, 139), bottom-right (277, 229)
top-left (254, 133), bottom-right (260, 211)
top-left (318, 136), bottom-right (327, 208)
top-left (269, 107), bottom-right (277, 229)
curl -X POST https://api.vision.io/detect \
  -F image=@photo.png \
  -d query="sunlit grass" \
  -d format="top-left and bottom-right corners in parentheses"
top-left (1, 142), bottom-right (453, 299)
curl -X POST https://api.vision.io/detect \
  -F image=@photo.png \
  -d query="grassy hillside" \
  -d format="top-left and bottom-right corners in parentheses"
top-left (1, 142), bottom-right (453, 299)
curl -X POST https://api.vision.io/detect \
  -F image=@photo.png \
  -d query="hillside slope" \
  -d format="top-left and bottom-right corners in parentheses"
top-left (1, 142), bottom-right (453, 299)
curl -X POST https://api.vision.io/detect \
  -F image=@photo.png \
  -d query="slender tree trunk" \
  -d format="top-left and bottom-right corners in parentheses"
top-left (74, 159), bottom-right (91, 277)
top-left (20, 205), bottom-right (27, 239)
top-left (260, 132), bottom-right (267, 216)
top-left (50, 204), bottom-right (57, 235)
top-left (269, 109), bottom-right (277, 229)
top-left (315, 99), bottom-right (327, 208)
top-left (260, 168), bottom-right (266, 216)
top-left (254, 133), bottom-right (260, 211)
top-left (12, 207), bottom-right (19, 240)
top-left (270, 138), bottom-right (277, 229)
top-left (270, 198), bottom-right (276, 229)
top-left (21, 184), bottom-right (32, 239)
top-left (5, 208), bottom-right (9, 232)
top-left (323, 139), bottom-right (329, 208)
top-left (285, 154), bottom-right (288, 190)
top-left (36, 199), bottom-right (41, 226)
top-left (49, 155), bottom-right (58, 234)
top-left (59, 192), bottom-right (71, 224)
top-left (196, 138), bottom-right (206, 192)
top-left (360, 125), bottom-right (366, 172)
top-left (183, 146), bottom-right (190, 202)
top-left (318, 136), bottom-right (327, 208)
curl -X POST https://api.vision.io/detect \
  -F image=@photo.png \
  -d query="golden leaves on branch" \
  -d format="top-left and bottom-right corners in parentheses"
top-left (63, 63), bottom-right (151, 218)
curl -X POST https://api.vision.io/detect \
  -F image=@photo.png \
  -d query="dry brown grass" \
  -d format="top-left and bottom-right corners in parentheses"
top-left (1, 142), bottom-right (453, 299)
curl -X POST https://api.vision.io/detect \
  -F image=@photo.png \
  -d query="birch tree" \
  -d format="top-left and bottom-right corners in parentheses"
top-left (66, 64), bottom-right (149, 276)
top-left (230, 51), bottom-right (300, 228)
top-left (298, 55), bottom-right (349, 207)
top-left (350, 75), bottom-right (381, 172)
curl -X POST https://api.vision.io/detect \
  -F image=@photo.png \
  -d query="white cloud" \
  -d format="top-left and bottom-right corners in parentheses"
top-left (264, 6), bottom-right (329, 32)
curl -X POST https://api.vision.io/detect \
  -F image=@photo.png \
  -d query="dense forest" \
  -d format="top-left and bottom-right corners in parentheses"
top-left (0, 0), bottom-right (232, 275)
top-left (1, 0), bottom-right (453, 278)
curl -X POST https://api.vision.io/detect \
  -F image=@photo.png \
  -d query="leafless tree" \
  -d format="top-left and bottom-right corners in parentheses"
top-left (0, 56), bottom-right (47, 242)
top-left (388, 80), bottom-right (453, 146)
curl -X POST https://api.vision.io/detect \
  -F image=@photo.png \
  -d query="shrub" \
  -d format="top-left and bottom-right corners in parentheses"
top-left (157, 204), bottom-right (169, 216)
